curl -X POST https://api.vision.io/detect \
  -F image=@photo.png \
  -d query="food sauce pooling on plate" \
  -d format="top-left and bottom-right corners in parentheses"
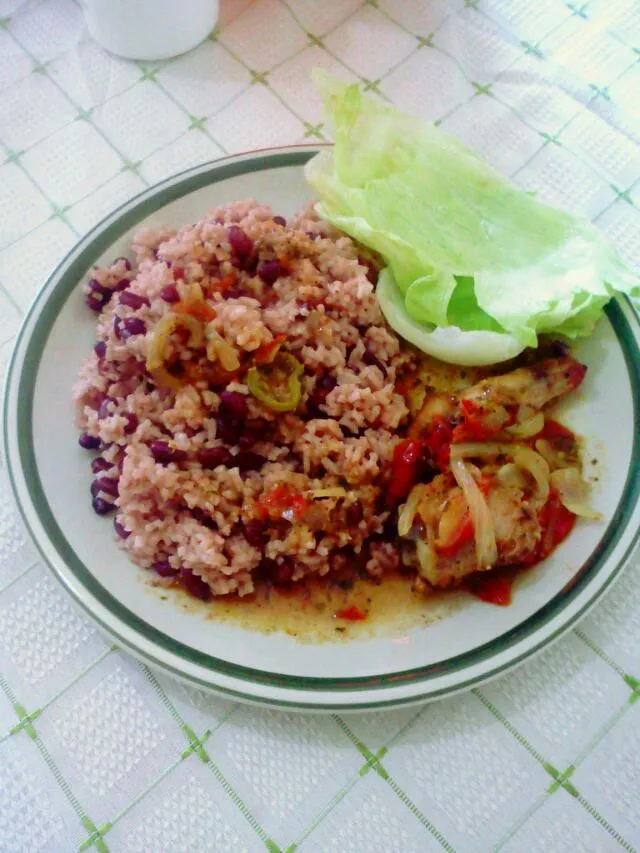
top-left (156, 571), bottom-right (463, 642)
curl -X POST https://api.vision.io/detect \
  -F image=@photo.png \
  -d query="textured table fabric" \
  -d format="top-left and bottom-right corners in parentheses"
top-left (1, 0), bottom-right (640, 850)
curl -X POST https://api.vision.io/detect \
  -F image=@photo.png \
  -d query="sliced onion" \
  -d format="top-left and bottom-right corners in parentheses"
top-left (535, 437), bottom-right (570, 472)
top-left (147, 315), bottom-right (176, 371)
top-left (451, 456), bottom-right (497, 569)
top-left (186, 282), bottom-right (204, 304)
top-left (550, 467), bottom-right (602, 519)
top-left (451, 442), bottom-right (522, 459)
top-left (398, 484), bottom-right (425, 537)
top-left (511, 447), bottom-right (550, 506)
top-left (496, 463), bottom-right (528, 490)
top-left (416, 527), bottom-right (437, 580)
top-left (205, 326), bottom-right (241, 371)
top-left (516, 404), bottom-right (536, 423)
top-left (308, 487), bottom-right (347, 499)
top-left (451, 441), bottom-right (550, 504)
top-left (506, 412), bottom-right (544, 438)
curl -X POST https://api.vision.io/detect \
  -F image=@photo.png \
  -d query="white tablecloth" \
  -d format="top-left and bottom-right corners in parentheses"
top-left (0, 0), bottom-right (639, 850)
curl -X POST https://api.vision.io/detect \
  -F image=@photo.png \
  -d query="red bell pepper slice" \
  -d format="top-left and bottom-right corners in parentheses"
top-left (254, 334), bottom-right (286, 365)
top-left (424, 415), bottom-right (453, 470)
top-left (335, 605), bottom-right (367, 621)
top-left (467, 569), bottom-right (514, 606)
top-left (387, 439), bottom-right (424, 506)
top-left (256, 485), bottom-right (308, 521)
top-left (434, 491), bottom-right (474, 557)
top-left (537, 488), bottom-right (576, 561)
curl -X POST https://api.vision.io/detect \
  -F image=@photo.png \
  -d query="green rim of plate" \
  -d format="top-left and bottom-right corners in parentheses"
top-left (4, 147), bottom-right (640, 707)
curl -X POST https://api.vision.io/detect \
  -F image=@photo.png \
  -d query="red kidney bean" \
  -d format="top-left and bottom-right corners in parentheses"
top-left (196, 446), bottom-right (233, 469)
top-left (114, 519), bottom-right (130, 539)
top-left (150, 440), bottom-right (186, 465)
top-left (345, 500), bottom-right (363, 526)
top-left (222, 286), bottom-right (248, 300)
top-left (307, 373), bottom-right (337, 415)
top-left (257, 259), bottom-right (282, 285)
top-left (98, 397), bottom-right (115, 420)
top-left (160, 284), bottom-right (180, 303)
top-left (79, 433), bottom-right (101, 450)
top-left (88, 277), bottom-right (107, 293)
top-left (272, 215), bottom-right (286, 227)
top-left (113, 316), bottom-right (124, 339)
top-left (329, 563), bottom-right (358, 591)
top-left (233, 451), bottom-right (266, 471)
top-left (86, 281), bottom-right (111, 312)
top-left (122, 317), bottom-right (147, 337)
top-left (217, 392), bottom-right (248, 443)
top-left (254, 557), bottom-right (277, 583)
top-left (114, 448), bottom-right (126, 472)
top-left (242, 519), bottom-right (267, 547)
top-left (272, 558), bottom-right (295, 586)
top-left (122, 412), bottom-right (138, 434)
top-left (115, 278), bottom-right (130, 291)
top-left (238, 432), bottom-right (258, 449)
top-left (152, 559), bottom-right (179, 578)
top-left (228, 225), bottom-right (253, 257)
top-left (94, 340), bottom-right (107, 359)
top-left (362, 350), bottom-right (386, 373)
top-left (316, 373), bottom-right (337, 395)
top-left (215, 416), bottom-right (237, 445)
top-left (114, 316), bottom-right (146, 339)
top-left (219, 390), bottom-right (248, 419)
top-left (238, 419), bottom-right (265, 448)
top-left (229, 450), bottom-right (267, 471)
top-left (92, 496), bottom-right (114, 515)
top-left (95, 476), bottom-right (119, 497)
top-left (180, 568), bottom-right (212, 600)
top-left (119, 290), bottom-right (149, 309)
top-left (191, 508), bottom-right (219, 531)
top-left (91, 457), bottom-right (111, 474)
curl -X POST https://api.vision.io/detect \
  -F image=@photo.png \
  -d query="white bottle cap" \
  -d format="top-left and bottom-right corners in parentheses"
top-left (82, 0), bottom-right (220, 61)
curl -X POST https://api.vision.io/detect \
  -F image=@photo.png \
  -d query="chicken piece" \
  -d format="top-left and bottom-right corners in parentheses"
top-left (407, 392), bottom-right (457, 440)
top-left (398, 355), bottom-right (481, 417)
top-left (459, 356), bottom-right (587, 437)
top-left (415, 355), bottom-right (482, 395)
top-left (488, 483), bottom-right (541, 564)
top-left (413, 472), bottom-right (456, 528)
top-left (396, 371), bottom-right (429, 417)
top-left (408, 473), bottom-right (478, 586)
top-left (409, 474), bottom-right (543, 588)
top-left (422, 539), bottom-right (478, 587)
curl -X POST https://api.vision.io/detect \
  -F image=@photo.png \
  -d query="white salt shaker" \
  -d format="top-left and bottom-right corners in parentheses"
top-left (82, 0), bottom-right (219, 61)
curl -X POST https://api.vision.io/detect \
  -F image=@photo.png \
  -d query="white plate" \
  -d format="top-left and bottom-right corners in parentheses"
top-left (3, 146), bottom-right (640, 711)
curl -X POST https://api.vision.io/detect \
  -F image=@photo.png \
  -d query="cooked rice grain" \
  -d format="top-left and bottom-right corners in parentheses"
top-left (74, 200), bottom-right (412, 597)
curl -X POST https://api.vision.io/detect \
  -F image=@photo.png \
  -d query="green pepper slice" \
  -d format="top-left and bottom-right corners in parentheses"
top-left (246, 352), bottom-right (304, 412)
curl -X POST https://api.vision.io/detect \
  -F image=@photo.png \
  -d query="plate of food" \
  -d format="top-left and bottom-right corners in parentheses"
top-left (3, 75), bottom-right (640, 710)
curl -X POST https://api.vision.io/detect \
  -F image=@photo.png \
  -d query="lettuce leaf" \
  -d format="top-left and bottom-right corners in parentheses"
top-left (305, 71), bottom-right (638, 351)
